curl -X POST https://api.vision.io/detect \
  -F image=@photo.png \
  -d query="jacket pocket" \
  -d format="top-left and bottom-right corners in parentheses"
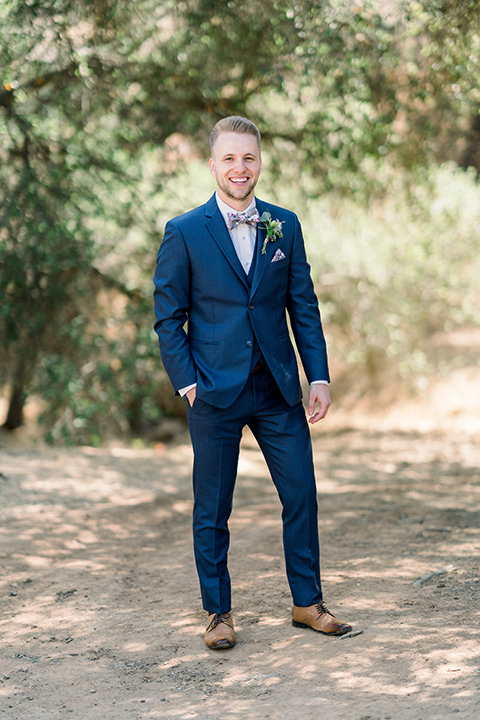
top-left (267, 258), bottom-right (288, 269)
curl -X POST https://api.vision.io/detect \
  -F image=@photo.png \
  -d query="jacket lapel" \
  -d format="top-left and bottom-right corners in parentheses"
top-left (249, 197), bottom-right (270, 299)
top-left (204, 194), bottom-right (249, 288)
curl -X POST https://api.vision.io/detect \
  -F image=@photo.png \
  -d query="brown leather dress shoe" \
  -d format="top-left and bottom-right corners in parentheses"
top-left (292, 601), bottom-right (352, 636)
top-left (204, 612), bottom-right (236, 649)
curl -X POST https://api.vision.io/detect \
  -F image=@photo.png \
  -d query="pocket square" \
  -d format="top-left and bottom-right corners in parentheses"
top-left (271, 248), bottom-right (286, 262)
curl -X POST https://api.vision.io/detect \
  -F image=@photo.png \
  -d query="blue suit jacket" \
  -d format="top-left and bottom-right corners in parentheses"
top-left (153, 194), bottom-right (330, 408)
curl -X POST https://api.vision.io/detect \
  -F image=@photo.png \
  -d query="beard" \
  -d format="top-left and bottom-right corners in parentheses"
top-left (215, 174), bottom-right (259, 204)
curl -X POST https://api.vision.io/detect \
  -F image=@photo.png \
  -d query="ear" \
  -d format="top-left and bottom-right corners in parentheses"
top-left (208, 157), bottom-right (215, 177)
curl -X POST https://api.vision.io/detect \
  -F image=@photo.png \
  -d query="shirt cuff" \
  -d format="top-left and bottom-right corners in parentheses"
top-left (310, 380), bottom-right (329, 385)
top-left (178, 383), bottom-right (197, 396)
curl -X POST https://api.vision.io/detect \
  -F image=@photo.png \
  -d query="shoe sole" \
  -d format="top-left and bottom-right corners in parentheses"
top-left (292, 619), bottom-right (351, 636)
top-left (206, 639), bottom-right (236, 649)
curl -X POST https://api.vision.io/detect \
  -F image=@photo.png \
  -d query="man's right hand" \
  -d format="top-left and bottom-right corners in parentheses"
top-left (186, 386), bottom-right (197, 407)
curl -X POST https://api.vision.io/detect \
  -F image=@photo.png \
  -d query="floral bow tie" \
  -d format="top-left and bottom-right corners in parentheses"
top-left (227, 207), bottom-right (260, 230)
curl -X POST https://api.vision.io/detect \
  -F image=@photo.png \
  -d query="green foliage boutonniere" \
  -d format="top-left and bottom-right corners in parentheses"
top-left (258, 211), bottom-right (284, 255)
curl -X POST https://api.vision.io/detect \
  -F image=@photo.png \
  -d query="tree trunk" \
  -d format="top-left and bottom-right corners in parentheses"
top-left (3, 384), bottom-right (27, 430)
top-left (460, 111), bottom-right (480, 174)
top-left (2, 350), bottom-right (38, 430)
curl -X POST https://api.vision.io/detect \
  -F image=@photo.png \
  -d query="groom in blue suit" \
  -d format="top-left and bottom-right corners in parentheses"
top-left (153, 116), bottom-right (351, 648)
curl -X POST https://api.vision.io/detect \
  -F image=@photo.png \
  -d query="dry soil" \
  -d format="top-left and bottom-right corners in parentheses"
top-left (1, 400), bottom-right (479, 720)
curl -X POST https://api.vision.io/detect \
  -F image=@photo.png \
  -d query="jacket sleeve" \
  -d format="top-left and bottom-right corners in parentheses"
top-left (286, 216), bottom-right (330, 383)
top-left (153, 220), bottom-right (197, 393)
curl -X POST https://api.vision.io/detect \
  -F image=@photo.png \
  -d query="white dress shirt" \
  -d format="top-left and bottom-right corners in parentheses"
top-left (215, 193), bottom-right (257, 274)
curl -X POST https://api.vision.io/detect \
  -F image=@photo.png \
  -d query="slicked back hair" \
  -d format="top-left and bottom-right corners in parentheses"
top-left (210, 116), bottom-right (261, 153)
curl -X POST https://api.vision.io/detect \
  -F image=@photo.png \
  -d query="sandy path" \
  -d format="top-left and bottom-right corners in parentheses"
top-left (1, 426), bottom-right (479, 719)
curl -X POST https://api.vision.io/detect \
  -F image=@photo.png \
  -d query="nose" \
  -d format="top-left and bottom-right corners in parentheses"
top-left (233, 157), bottom-right (246, 174)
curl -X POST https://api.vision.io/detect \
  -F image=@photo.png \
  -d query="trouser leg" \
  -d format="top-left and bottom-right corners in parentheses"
top-left (187, 395), bottom-right (245, 614)
top-left (249, 372), bottom-right (323, 607)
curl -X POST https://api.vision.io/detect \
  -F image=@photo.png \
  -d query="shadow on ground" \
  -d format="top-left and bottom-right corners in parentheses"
top-left (1, 429), bottom-right (479, 719)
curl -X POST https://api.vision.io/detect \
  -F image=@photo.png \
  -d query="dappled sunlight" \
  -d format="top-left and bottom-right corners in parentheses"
top-left (171, 500), bottom-right (192, 515)
top-left (269, 635), bottom-right (300, 651)
top-left (170, 616), bottom-right (199, 630)
top-left (1, 431), bottom-right (479, 718)
top-left (256, 616), bottom-right (287, 628)
top-left (221, 664), bottom-right (283, 689)
top-left (237, 451), bottom-right (270, 477)
top-left (121, 642), bottom-right (149, 653)
top-left (417, 636), bottom-right (480, 668)
top-left (330, 669), bottom-right (420, 696)
top-left (222, 670), bottom-right (283, 689)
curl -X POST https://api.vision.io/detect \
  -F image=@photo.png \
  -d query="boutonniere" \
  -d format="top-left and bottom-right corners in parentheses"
top-left (258, 211), bottom-right (284, 255)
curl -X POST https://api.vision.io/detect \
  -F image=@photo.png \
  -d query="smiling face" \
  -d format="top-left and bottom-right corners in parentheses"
top-left (209, 131), bottom-right (262, 210)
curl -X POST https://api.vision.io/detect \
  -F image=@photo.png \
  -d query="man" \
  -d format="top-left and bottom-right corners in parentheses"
top-left (153, 116), bottom-right (352, 649)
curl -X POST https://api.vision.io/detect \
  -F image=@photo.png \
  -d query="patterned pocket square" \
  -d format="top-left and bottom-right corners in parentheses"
top-left (271, 248), bottom-right (286, 262)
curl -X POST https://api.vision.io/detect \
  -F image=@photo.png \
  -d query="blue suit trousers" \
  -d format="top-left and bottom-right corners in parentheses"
top-left (187, 366), bottom-right (323, 613)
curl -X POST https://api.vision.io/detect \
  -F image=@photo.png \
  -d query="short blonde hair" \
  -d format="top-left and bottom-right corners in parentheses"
top-left (210, 116), bottom-right (261, 153)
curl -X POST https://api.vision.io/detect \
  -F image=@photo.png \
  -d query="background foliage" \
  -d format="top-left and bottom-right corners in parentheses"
top-left (1, 0), bottom-right (479, 443)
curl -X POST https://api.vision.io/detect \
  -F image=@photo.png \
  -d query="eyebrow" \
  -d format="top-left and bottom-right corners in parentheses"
top-left (220, 152), bottom-right (258, 160)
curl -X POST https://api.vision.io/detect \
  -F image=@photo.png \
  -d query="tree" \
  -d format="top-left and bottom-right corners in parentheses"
top-left (1, 0), bottom-right (479, 440)
top-left (0, 0), bottom-right (172, 434)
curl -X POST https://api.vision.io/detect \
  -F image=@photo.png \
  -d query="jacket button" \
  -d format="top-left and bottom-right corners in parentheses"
top-left (249, 304), bottom-right (254, 310)
top-left (246, 340), bottom-right (253, 347)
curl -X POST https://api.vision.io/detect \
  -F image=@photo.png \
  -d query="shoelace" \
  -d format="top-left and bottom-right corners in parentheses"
top-left (315, 601), bottom-right (335, 618)
top-left (207, 612), bottom-right (232, 631)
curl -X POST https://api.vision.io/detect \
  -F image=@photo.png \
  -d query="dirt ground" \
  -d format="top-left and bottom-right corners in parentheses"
top-left (1, 384), bottom-right (480, 720)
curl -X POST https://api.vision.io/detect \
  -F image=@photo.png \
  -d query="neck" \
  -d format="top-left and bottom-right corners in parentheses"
top-left (216, 189), bottom-right (254, 211)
